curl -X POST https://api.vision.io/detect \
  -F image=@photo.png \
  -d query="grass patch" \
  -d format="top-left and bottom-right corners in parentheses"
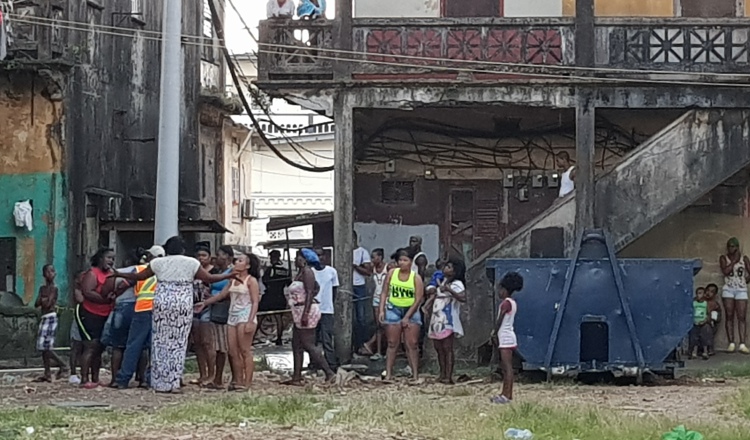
top-left (688, 362), bottom-right (750, 379)
top-left (3, 387), bottom-right (750, 439)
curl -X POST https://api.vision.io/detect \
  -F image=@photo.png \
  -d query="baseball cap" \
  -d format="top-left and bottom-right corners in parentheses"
top-left (147, 245), bottom-right (165, 258)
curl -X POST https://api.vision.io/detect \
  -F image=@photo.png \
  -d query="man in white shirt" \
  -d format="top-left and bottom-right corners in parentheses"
top-left (352, 230), bottom-right (372, 354)
top-left (267, 0), bottom-right (295, 18)
top-left (313, 248), bottom-right (339, 370)
top-left (556, 151), bottom-right (575, 198)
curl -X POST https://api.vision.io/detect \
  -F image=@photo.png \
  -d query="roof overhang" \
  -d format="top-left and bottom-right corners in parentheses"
top-left (266, 211), bottom-right (333, 232)
top-left (100, 219), bottom-right (231, 234)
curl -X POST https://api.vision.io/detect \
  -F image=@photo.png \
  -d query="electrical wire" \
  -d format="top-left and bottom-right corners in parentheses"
top-left (207, 0), bottom-right (334, 173)
top-left (11, 11), bottom-right (750, 81)
top-left (11, 12), bottom-right (743, 88)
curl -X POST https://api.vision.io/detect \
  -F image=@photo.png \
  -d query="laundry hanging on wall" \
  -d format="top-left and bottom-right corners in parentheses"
top-left (14, 200), bottom-right (33, 231)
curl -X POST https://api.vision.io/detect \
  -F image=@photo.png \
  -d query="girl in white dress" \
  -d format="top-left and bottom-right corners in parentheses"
top-left (491, 272), bottom-right (524, 405)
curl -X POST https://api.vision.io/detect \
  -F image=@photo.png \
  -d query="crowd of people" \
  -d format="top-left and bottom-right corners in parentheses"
top-left (31, 232), bottom-right (525, 403)
top-left (32, 233), bottom-right (750, 406)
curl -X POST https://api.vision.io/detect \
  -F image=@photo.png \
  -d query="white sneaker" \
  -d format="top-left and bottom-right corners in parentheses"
top-left (727, 343), bottom-right (737, 353)
top-left (740, 344), bottom-right (750, 354)
top-left (68, 375), bottom-right (81, 385)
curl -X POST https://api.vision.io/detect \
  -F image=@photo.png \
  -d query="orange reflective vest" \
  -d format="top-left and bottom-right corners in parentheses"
top-left (134, 265), bottom-right (157, 312)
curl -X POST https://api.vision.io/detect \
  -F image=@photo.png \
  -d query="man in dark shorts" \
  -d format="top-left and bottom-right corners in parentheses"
top-left (260, 250), bottom-right (291, 346)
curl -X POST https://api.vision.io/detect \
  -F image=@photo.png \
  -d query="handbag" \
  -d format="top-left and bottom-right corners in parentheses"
top-left (210, 299), bottom-right (230, 325)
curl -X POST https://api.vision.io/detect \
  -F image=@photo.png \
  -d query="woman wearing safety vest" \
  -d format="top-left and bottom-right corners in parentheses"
top-left (378, 248), bottom-right (424, 383)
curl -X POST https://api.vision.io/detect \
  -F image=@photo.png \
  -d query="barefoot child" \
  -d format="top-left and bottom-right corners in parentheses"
top-left (490, 272), bottom-right (524, 404)
top-left (428, 258), bottom-right (466, 384)
top-left (34, 264), bottom-right (68, 381)
top-left (705, 283), bottom-right (721, 356)
top-left (689, 287), bottom-right (712, 360)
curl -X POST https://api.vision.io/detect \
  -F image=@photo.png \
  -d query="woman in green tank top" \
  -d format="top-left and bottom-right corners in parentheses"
top-left (378, 248), bottom-right (424, 382)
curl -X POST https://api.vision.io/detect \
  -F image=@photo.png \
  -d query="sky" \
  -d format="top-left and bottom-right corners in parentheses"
top-left (225, 1), bottom-right (336, 55)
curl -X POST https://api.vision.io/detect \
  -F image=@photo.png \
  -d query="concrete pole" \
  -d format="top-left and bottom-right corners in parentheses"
top-left (333, 92), bottom-right (354, 364)
top-left (574, 0), bottom-right (595, 236)
top-left (333, 0), bottom-right (353, 80)
top-left (153, 0), bottom-right (183, 245)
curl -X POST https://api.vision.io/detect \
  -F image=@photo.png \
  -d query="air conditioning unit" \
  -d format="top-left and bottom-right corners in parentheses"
top-left (241, 199), bottom-right (256, 220)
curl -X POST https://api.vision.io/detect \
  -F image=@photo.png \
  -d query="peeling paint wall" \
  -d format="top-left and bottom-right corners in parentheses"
top-left (354, 0), bottom-right (440, 17)
top-left (64, 0), bottom-right (214, 267)
top-left (0, 73), bottom-right (69, 304)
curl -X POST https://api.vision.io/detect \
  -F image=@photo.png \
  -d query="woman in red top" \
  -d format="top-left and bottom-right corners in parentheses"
top-left (76, 248), bottom-right (116, 388)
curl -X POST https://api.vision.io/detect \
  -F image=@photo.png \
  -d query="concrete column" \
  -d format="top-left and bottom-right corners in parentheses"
top-left (574, 0), bottom-right (596, 235)
top-left (333, 91), bottom-right (354, 364)
top-left (575, 91), bottom-right (596, 236)
top-left (333, 0), bottom-right (353, 80)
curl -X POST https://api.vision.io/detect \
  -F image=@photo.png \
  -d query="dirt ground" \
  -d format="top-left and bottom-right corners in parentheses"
top-left (1, 368), bottom-right (744, 440)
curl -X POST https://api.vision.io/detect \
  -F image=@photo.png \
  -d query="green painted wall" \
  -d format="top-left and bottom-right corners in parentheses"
top-left (0, 172), bottom-right (69, 306)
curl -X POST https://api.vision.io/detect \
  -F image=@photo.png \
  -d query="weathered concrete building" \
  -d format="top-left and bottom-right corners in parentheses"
top-left (256, 0), bottom-right (750, 360)
top-left (0, 0), bottom-right (233, 359)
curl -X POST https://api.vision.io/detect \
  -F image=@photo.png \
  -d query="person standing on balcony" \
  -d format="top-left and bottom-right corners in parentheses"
top-left (267, 0), bottom-right (295, 18)
top-left (720, 237), bottom-right (750, 354)
top-left (557, 151), bottom-right (576, 198)
top-left (298, 0), bottom-right (326, 19)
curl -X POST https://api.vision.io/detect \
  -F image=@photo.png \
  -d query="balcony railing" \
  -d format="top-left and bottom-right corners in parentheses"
top-left (257, 17), bottom-right (750, 83)
top-left (2, 0), bottom-right (66, 61)
top-left (257, 19), bottom-right (334, 81)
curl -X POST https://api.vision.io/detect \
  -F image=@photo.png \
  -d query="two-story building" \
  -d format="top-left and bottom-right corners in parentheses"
top-left (256, 0), bottom-right (750, 359)
top-left (0, 0), bottom-right (235, 360)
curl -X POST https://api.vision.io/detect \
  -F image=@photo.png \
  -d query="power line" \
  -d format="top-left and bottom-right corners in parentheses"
top-left (9, 12), bottom-right (750, 83)
top-left (207, 0), bottom-right (334, 173)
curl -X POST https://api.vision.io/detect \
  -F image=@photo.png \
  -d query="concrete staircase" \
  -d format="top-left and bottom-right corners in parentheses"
top-left (463, 110), bottom-right (750, 353)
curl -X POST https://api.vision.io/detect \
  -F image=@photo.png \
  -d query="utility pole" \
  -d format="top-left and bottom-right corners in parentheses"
top-left (153, 0), bottom-right (183, 245)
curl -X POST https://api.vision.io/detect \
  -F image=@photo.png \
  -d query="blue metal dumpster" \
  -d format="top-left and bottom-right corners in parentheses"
top-left (486, 230), bottom-right (700, 379)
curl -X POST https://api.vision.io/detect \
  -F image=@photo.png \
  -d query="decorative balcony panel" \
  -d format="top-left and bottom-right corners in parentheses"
top-left (256, 18), bottom-right (750, 84)
top-left (599, 19), bottom-right (750, 72)
top-left (257, 19), bottom-right (334, 81)
top-left (352, 18), bottom-right (575, 78)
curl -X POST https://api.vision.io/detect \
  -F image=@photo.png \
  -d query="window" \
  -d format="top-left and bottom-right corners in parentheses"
top-left (203, 0), bottom-right (213, 38)
top-left (381, 181), bottom-right (415, 204)
top-left (0, 238), bottom-right (16, 293)
top-left (131, 0), bottom-right (143, 15)
top-left (231, 167), bottom-right (241, 219)
top-left (202, 0), bottom-right (219, 63)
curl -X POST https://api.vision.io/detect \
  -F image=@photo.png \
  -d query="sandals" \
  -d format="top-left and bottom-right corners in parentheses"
top-left (32, 376), bottom-right (51, 383)
top-left (280, 379), bottom-right (304, 387)
top-left (358, 345), bottom-right (374, 356)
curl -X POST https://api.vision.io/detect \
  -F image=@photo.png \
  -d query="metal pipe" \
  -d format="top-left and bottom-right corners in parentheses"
top-left (153, 0), bottom-right (182, 244)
